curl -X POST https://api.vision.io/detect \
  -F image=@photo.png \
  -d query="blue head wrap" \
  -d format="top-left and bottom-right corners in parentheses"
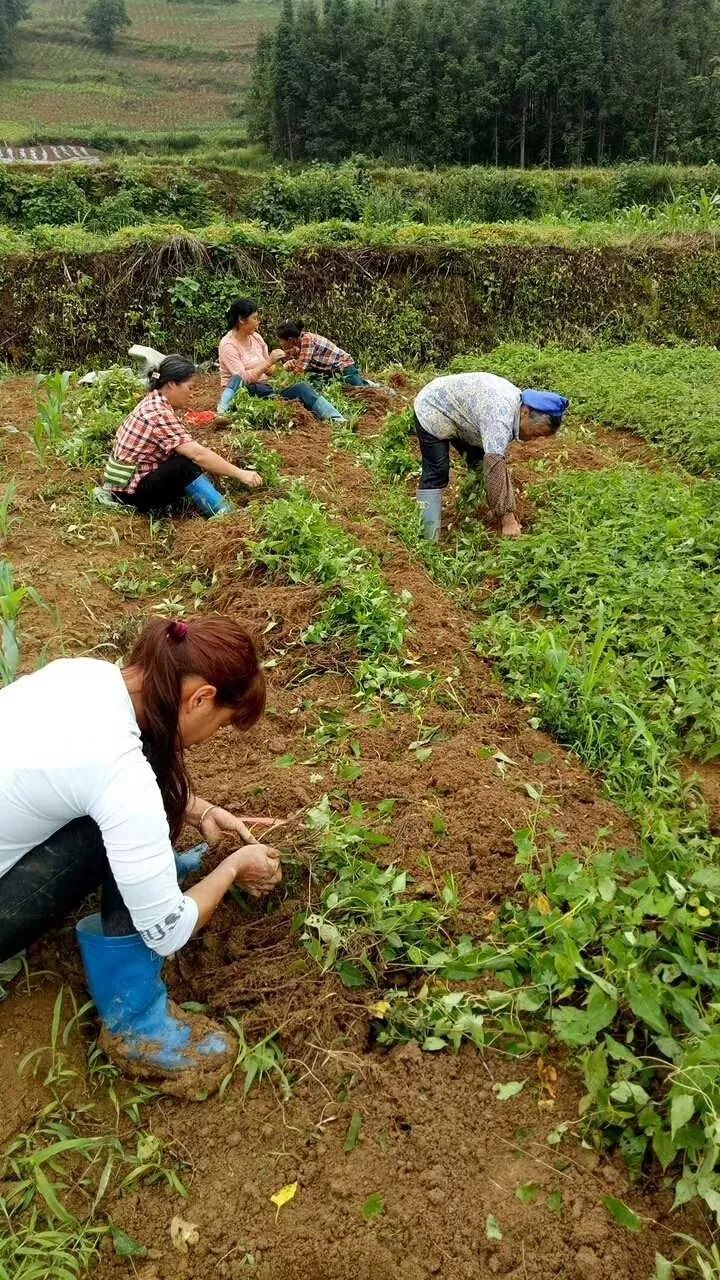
top-left (521, 389), bottom-right (570, 418)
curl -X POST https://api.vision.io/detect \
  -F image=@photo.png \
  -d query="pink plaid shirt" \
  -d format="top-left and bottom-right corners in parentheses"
top-left (287, 332), bottom-right (354, 375)
top-left (106, 391), bottom-right (192, 494)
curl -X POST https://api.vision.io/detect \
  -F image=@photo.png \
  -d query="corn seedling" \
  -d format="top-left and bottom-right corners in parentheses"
top-left (31, 372), bottom-right (72, 464)
top-left (0, 480), bottom-right (17, 539)
top-left (0, 560), bottom-right (44, 686)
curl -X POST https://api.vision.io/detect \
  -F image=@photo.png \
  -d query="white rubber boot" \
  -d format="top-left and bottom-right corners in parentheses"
top-left (416, 488), bottom-right (442, 541)
top-left (128, 344), bottom-right (167, 378)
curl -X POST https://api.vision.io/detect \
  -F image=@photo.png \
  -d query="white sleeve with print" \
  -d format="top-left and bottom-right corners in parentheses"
top-left (88, 750), bottom-right (198, 957)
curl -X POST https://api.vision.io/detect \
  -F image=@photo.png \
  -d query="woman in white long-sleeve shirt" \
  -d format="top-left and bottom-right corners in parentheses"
top-left (0, 615), bottom-right (281, 1091)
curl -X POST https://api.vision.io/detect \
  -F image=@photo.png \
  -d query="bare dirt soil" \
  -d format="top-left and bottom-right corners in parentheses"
top-left (0, 374), bottom-right (695, 1279)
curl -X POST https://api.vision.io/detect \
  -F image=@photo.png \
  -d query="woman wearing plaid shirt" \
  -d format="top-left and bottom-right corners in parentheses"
top-left (99, 355), bottom-right (262, 518)
top-left (217, 299), bottom-right (346, 420)
top-left (276, 321), bottom-right (372, 387)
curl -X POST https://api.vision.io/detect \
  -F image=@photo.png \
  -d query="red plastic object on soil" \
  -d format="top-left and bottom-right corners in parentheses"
top-left (185, 410), bottom-right (217, 428)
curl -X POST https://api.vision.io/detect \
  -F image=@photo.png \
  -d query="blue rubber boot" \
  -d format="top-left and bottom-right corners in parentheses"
top-left (76, 914), bottom-right (234, 1093)
top-left (217, 375), bottom-right (243, 414)
top-left (416, 488), bottom-right (442, 542)
top-left (174, 842), bottom-right (208, 884)
top-left (311, 392), bottom-right (346, 423)
top-left (185, 474), bottom-right (234, 518)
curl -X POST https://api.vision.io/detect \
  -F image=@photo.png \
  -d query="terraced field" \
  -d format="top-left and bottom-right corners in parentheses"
top-left (0, 0), bottom-right (278, 135)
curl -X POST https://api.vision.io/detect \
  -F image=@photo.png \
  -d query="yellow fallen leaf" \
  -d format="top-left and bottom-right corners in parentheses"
top-left (270, 1181), bottom-right (298, 1219)
top-left (170, 1215), bottom-right (199, 1254)
top-left (533, 894), bottom-right (551, 916)
top-left (370, 1000), bottom-right (391, 1019)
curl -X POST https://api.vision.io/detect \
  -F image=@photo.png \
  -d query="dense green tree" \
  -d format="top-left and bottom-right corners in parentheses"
top-left (0, 0), bottom-right (29, 71)
top-left (272, 0), bottom-right (306, 157)
top-left (247, 30), bottom-right (277, 147)
top-left (85, 0), bottom-right (130, 52)
top-left (248, 0), bottom-right (720, 165)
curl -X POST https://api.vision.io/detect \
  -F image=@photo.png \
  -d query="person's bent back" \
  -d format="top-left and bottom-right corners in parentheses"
top-left (413, 372), bottom-right (568, 540)
top-left (0, 615), bottom-right (282, 1091)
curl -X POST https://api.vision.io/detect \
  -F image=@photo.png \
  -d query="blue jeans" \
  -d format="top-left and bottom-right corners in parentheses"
top-left (341, 365), bottom-right (370, 387)
top-left (248, 380), bottom-right (323, 412)
top-left (219, 375), bottom-right (322, 415)
top-left (313, 365), bottom-right (370, 387)
top-left (0, 818), bottom-right (134, 961)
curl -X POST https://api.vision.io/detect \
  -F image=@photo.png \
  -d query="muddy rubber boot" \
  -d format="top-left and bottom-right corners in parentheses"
top-left (416, 488), bottom-right (442, 542)
top-left (76, 914), bottom-right (234, 1097)
top-left (185, 474), bottom-right (234, 518)
top-left (311, 392), bottom-right (346, 422)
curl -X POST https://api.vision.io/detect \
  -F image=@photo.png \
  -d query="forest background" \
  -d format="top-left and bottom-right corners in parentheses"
top-left (2, 0), bottom-right (720, 169)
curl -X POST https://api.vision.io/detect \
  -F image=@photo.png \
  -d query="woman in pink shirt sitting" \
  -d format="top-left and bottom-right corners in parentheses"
top-left (217, 298), bottom-right (345, 422)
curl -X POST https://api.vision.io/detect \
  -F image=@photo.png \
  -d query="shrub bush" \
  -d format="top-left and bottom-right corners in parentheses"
top-left (431, 170), bottom-right (543, 222)
top-left (614, 163), bottom-right (720, 208)
top-left (3, 162), bottom-right (720, 233)
top-left (249, 167), bottom-right (364, 227)
top-left (21, 174), bottom-right (91, 228)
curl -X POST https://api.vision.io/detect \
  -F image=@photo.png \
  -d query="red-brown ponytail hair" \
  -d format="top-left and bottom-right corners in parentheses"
top-left (126, 616), bottom-right (266, 840)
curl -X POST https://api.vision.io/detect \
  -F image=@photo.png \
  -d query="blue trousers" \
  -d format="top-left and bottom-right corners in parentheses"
top-left (220, 375), bottom-right (322, 414)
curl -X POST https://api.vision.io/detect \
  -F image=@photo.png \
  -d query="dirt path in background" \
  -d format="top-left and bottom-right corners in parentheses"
top-left (0, 376), bottom-right (693, 1280)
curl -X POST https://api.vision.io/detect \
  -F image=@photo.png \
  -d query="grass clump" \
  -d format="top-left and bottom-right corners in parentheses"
top-left (0, 989), bottom-right (172, 1278)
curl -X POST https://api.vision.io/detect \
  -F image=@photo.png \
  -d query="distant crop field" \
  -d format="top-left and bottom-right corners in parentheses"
top-left (0, 0), bottom-right (279, 133)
